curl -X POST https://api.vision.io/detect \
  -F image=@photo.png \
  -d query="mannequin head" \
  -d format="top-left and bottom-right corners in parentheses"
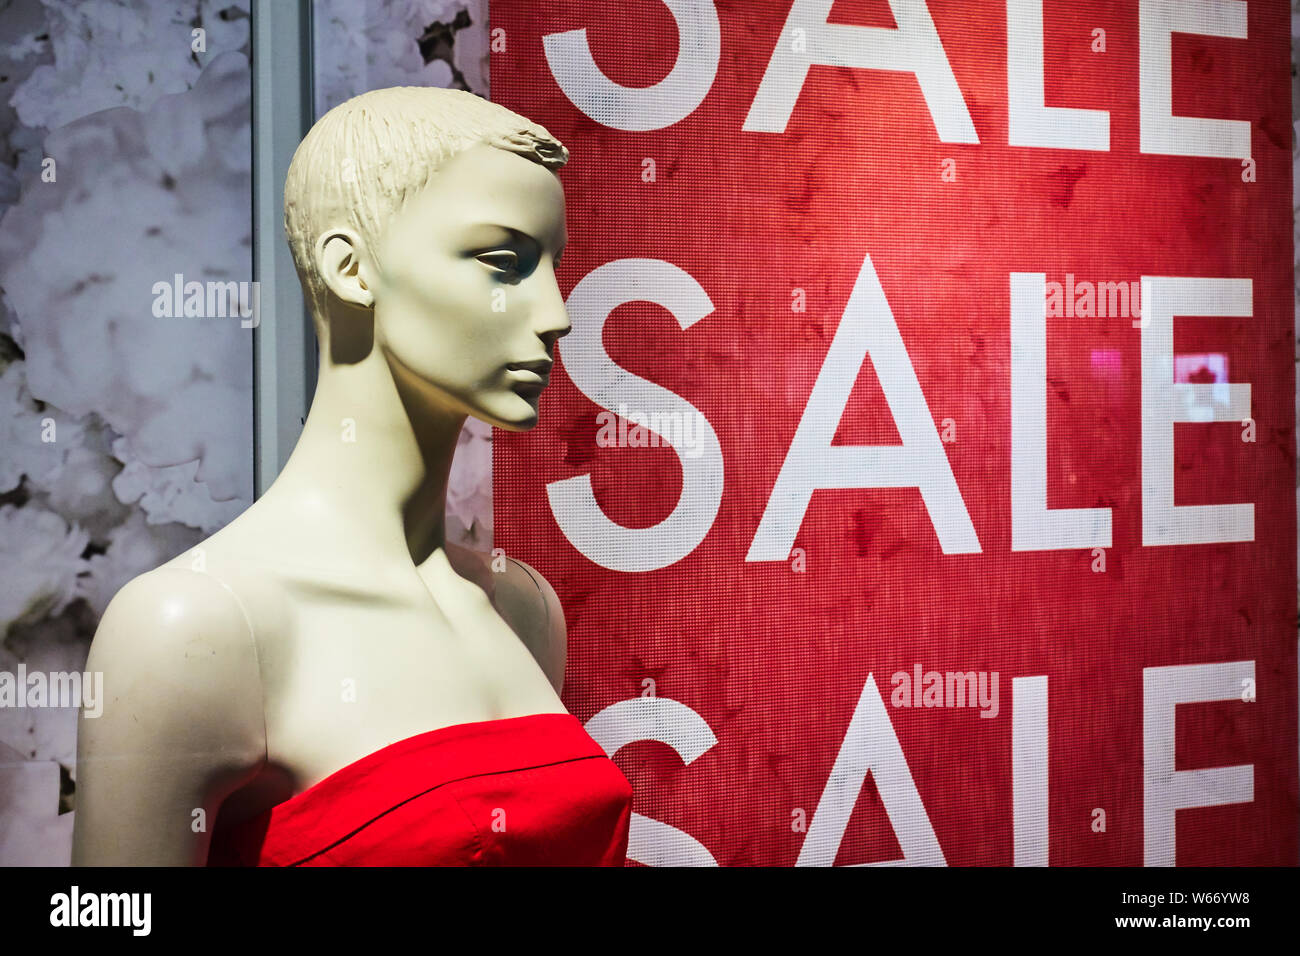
top-left (284, 87), bottom-right (571, 430)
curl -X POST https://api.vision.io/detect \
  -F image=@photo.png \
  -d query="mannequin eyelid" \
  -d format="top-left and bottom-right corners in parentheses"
top-left (474, 249), bottom-right (519, 264)
top-left (468, 230), bottom-right (536, 255)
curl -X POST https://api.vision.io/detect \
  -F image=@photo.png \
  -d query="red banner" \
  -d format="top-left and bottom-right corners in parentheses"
top-left (491, 0), bottom-right (1297, 866)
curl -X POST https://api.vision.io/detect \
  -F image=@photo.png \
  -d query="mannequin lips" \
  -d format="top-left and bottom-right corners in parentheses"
top-left (506, 360), bottom-right (552, 388)
top-left (510, 377), bottom-right (547, 396)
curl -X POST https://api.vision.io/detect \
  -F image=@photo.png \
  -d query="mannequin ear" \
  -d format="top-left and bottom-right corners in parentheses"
top-left (316, 230), bottom-right (375, 309)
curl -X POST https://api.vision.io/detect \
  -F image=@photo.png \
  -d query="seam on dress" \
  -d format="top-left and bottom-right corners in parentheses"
top-left (285, 753), bottom-right (608, 866)
top-left (448, 790), bottom-right (487, 866)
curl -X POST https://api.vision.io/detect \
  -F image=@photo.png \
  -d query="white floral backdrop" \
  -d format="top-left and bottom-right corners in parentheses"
top-left (0, 0), bottom-right (491, 865)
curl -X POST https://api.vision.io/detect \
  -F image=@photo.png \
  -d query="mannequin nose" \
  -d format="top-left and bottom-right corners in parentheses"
top-left (534, 276), bottom-right (572, 345)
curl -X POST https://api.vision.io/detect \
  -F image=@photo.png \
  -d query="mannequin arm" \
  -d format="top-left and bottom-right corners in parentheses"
top-left (71, 568), bottom-right (267, 866)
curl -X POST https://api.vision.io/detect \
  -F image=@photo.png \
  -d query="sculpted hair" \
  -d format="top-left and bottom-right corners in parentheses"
top-left (284, 86), bottom-right (568, 315)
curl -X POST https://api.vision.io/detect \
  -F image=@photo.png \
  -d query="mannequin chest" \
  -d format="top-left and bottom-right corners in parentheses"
top-left (213, 558), bottom-right (567, 799)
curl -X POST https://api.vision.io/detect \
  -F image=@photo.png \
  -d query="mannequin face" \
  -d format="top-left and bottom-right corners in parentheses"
top-left (364, 141), bottom-right (571, 430)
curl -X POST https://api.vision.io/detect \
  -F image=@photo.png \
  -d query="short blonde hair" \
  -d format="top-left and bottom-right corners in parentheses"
top-left (284, 86), bottom-right (568, 316)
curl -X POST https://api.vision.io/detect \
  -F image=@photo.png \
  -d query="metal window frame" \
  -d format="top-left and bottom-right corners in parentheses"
top-left (250, 0), bottom-right (316, 497)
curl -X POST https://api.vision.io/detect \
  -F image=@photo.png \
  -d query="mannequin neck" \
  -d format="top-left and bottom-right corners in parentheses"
top-left (264, 331), bottom-right (466, 573)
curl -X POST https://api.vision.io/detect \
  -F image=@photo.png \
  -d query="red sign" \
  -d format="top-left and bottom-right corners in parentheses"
top-left (492, 0), bottom-right (1297, 865)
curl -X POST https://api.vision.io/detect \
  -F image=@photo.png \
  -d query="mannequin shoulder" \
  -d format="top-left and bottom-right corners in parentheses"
top-left (93, 566), bottom-right (257, 657)
top-left (86, 567), bottom-right (266, 751)
top-left (445, 544), bottom-right (567, 693)
top-left (499, 556), bottom-right (567, 694)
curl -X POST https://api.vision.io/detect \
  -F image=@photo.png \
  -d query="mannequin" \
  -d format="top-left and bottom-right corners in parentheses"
top-left (71, 88), bottom-right (633, 866)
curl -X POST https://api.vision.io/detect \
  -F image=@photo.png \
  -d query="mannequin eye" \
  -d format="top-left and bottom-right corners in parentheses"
top-left (476, 251), bottom-right (519, 275)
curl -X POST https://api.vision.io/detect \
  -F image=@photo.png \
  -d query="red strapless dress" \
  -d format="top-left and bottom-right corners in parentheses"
top-left (206, 713), bottom-right (632, 866)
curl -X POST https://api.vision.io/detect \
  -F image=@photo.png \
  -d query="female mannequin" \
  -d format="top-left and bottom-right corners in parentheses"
top-left (70, 88), bottom-right (632, 866)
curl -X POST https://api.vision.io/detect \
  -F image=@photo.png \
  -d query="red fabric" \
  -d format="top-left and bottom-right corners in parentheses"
top-left (207, 714), bottom-right (632, 866)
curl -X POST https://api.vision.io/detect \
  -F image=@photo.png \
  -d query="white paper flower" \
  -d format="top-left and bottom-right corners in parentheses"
top-left (34, 442), bottom-right (128, 535)
top-left (312, 0), bottom-right (476, 114)
top-left (0, 362), bottom-right (66, 495)
top-left (0, 504), bottom-right (88, 634)
top-left (111, 436), bottom-right (245, 533)
top-left (0, 360), bottom-right (125, 531)
top-left (10, 0), bottom-right (250, 131)
top-left (453, 0), bottom-right (489, 95)
top-left (0, 609), bottom-right (89, 770)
